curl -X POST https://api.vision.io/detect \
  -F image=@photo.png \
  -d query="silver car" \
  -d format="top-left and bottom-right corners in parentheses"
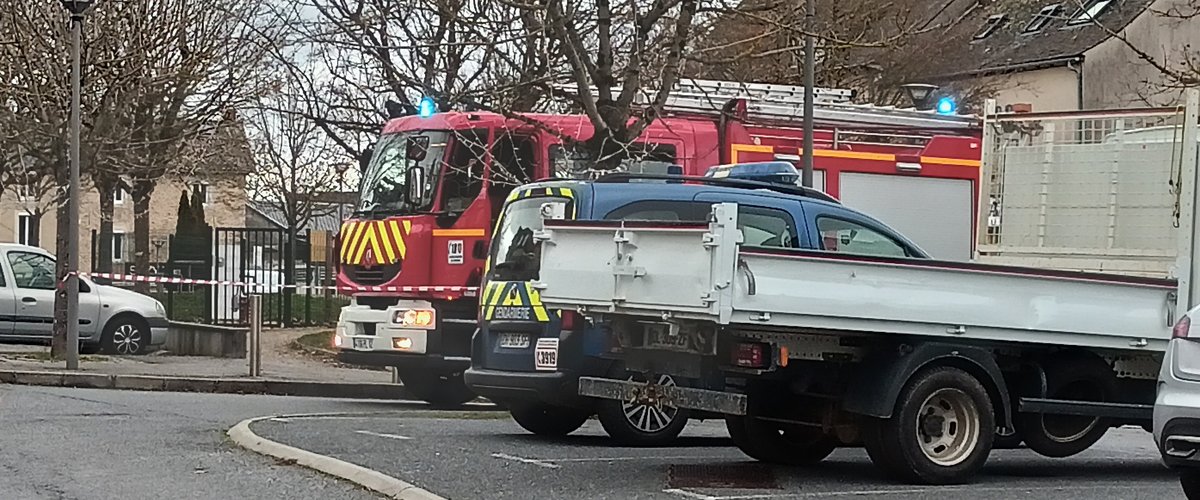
top-left (0, 243), bottom-right (169, 355)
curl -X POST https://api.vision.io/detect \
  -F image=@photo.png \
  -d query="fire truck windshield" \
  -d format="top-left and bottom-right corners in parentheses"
top-left (358, 131), bottom-right (450, 213)
top-left (487, 196), bottom-right (570, 282)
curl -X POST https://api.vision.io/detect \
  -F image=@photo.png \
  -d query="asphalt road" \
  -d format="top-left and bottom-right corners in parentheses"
top-left (253, 413), bottom-right (1187, 500)
top-left (0, 384), bottom-right (426, 500)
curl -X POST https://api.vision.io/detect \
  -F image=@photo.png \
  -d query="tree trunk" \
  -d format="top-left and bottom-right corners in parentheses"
top-left (132, 180), bottom-right (153, 294)
top-left (96, 178), bottom-right (115, 274)
top-left (51, 168), bottom-right (70, 359)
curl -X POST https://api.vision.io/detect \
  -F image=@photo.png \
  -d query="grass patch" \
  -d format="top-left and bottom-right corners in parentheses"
top-left (292, 330), bottom-right (335, 354)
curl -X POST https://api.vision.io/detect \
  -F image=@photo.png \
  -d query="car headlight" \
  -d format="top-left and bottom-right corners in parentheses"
top-left (391, 308), bottom-right (436, 329)
top-left (154, 301), bottom-right (166, 316)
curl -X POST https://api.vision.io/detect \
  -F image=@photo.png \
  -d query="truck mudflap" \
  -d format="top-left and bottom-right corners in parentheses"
top-left (577, 376), bottom-right (747, 415)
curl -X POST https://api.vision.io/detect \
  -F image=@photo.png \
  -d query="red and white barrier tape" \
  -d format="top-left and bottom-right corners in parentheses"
top-left (70, 272), bottom-right (479, 296)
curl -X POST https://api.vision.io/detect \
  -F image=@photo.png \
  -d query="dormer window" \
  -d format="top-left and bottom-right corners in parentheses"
top-left (1067, 0), bottom-right (1113, 26)
top-left (974, 14), bottom-right (1007, 40)
top-left (1023, 4), bottom-right (1063, 33)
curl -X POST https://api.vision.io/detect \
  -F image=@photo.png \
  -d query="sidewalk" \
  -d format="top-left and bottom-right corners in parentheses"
top-left (0, 328), bottom-right (409, 399)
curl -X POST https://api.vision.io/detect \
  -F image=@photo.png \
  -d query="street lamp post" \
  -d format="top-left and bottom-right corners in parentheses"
top-left (801, 0), bottom-right (815, 188)
top-left (61, 0), bottom-right (92, 370)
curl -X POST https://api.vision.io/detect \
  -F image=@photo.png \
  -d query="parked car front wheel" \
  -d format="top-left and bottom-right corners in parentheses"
top-left (102, 315), bottom-right (150, 355)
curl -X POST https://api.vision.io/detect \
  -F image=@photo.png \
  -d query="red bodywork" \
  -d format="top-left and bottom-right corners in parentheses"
top-left (337, 109), bottom-right (983, 298)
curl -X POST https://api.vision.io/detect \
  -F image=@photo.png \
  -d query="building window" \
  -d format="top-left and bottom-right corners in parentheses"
top-left (1023, 4), bottom-right (1063, 33)
top-left (191, 182), bottom-right (211, 205)
top-left (113, 187), bottom-right (125, 205)
top-left (112, 232), bottom-right (126, 262)
top-left (16, 213), bottom-right (33, 246)
top-left (1067, 0), bottom-right (1112, 26)
top-left (973, 14), bottom-right (1007, 40)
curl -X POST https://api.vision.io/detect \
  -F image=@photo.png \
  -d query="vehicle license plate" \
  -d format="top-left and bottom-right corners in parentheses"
top-left (535, 338), bottom-right (559, 371)
top-left (498, 333), bottom-right (531, 349)
top-left (644, 323), bottom-right (709, 353)
top-left (353, 337), bottom-right (373, 349)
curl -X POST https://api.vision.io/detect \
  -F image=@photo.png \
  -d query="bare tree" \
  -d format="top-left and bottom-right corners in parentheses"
top-left (244, 79), bottom-right (343, 248)
top-left (266, 0), bottom-right (559, 165)
top-left (687, 0), bottom-right (989, 107)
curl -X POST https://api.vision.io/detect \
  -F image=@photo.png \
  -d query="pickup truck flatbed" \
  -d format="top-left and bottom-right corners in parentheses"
top-left (534, 202), bottom-right (1171, 485)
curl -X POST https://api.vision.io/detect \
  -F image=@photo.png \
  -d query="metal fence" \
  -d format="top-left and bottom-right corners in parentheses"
top-left (976, 100), bottom-right (1199, 278)
top-left (91, 228), bottom-right (347, 327)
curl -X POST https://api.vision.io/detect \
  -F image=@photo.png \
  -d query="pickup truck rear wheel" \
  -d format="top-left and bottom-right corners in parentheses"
top-left (726, 416), bottom-right (836, 465)
top-left (863, 366), bottom-right (994, 485)
top-left (1016, 355), bottom-right (1116, 458)
top-left (596, 373), bottom-right (689, 446)
top-left (400, 373), bottom-right (476, 408)
top-left (510, 405), bottom-right (591, 437)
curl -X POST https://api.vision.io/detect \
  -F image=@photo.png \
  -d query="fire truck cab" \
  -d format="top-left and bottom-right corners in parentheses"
top-left (333, 80), bottom-right (983, 406)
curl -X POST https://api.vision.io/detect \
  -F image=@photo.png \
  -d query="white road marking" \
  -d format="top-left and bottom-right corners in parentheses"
top-left (268, 418), bottom-right (291, 423)
top-left (491, 452), bottom-right (561, 469)
top-left (664, 483), bottom-right (1163, 500)
top-left (354, 430), bottom-right (411, 440)
top-left (551, 455), bottom-right (734, 463)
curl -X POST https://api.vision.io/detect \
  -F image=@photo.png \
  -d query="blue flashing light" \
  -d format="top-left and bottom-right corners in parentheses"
top-left (418, 97), bottom-right (437, 118)
top-left (704, 161), bottom-right (800, 186)
top-left (935, 96), bottom-right (957, 115)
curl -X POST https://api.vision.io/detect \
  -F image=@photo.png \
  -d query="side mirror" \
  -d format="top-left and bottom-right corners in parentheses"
top-left (406, 136), bottom-right (430, 161)
top-left (406, 167), bottom-right (426, 204)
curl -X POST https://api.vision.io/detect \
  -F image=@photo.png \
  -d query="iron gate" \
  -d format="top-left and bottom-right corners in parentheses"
top-left (212, 227), bottom-right (288, 326)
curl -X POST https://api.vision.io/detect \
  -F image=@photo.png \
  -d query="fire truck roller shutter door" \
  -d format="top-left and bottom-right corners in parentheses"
top-left (837, 173), bottom-right (973, 261)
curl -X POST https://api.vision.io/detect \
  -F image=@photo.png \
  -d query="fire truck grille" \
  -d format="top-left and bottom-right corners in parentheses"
top-left (348, 263), bottom-right (401, 285)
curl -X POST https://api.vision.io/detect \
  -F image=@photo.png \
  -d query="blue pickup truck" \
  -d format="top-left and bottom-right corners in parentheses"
top-left (464, 163), bottom-right (928, 445)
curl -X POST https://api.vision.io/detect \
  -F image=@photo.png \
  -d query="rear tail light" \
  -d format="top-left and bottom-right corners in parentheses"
top-left (560, 310), bottom-right (583, 331)
top-left (732, 342), bottom-right (769, 368)
top-left (1175, 315), bottom-right (1192, 339)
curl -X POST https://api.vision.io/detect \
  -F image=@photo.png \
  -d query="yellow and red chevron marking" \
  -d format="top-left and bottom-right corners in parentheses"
top-left (339, 219), bottom-right (412, 265)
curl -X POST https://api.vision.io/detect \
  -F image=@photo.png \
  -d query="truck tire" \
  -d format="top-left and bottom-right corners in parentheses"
top-left (726, 416), bottom-right (836, 465)
top-left (1016, 355), bottom-right (1116, 458)
top-left (862, 366), bottom-right (994, 485)
top-left (510, 405), bottom-right (591, 437)
top-left (400, 373), bottom-right (476, 408)
top-left (595, 373), bottom-right (689, 446)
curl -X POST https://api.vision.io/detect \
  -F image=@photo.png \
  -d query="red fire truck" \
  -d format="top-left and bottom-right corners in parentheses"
top-left (332, 80), bottom-right (983, 405)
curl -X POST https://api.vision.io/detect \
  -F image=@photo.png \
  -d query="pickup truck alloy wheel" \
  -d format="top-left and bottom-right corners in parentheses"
top-left (102, 317), bottom-right (149, 355)
top-left (596, 373), bottom-right (689, 446)
top-left (863, 366), bottom-right (994, 485)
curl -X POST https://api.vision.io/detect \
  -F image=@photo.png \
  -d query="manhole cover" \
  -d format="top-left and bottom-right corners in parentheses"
top-left (666, 463), bottom-right (779, 489)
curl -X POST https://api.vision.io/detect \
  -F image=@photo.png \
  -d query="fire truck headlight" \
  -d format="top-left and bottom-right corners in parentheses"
top-left (392, 308), bottom-right (436, 329)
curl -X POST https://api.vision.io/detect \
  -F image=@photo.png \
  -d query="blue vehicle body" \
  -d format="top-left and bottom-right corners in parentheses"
top-left (464, 175), bottom-right (927, 414)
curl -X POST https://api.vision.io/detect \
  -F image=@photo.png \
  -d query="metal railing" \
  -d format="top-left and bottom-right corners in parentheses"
top-left (977, 96), bottom-right (1200, 277)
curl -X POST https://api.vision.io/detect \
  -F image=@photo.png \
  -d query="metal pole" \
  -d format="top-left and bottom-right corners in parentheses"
top-left (248, 294), bottom-right (262, 377)
top-left (801, 0), bottom-right (815, 188)
top-left (65, 12), bottom-right (83, 370)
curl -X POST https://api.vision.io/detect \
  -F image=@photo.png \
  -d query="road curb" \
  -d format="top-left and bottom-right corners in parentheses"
top-left (0, 369), bottom-right (411, 399)
top-left (228, 414), bottom-right (446, 500)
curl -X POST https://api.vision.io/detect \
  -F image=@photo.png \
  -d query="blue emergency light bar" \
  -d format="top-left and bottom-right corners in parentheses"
top-left (704, 161), bottom-right (800, 186)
